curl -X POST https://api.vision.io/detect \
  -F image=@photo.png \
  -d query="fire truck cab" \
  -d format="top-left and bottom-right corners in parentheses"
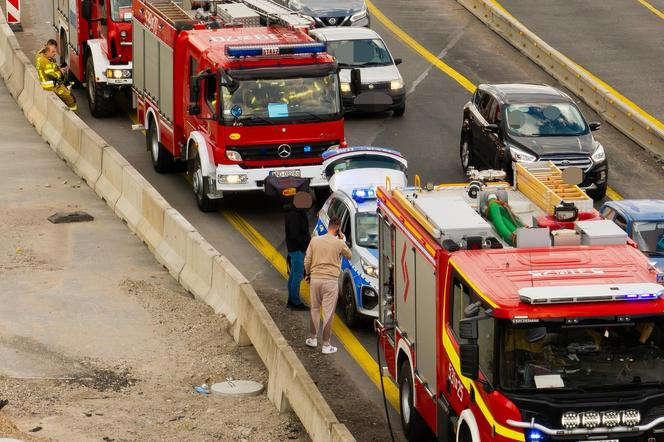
top-left (376, 164), bottom-right (664, 441)
top-left (132, 0), bottom-right (344, 211)
top-left (53, 0), bottom-right (133, 117)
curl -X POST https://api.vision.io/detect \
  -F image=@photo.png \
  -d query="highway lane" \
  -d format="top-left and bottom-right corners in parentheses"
top-left (15, 0), bottom-right (664, 439)
top-left (498, 0), bottom-right (664, 122)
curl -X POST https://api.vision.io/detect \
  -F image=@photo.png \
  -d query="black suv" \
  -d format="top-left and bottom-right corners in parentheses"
top-left (460, 84), bottom-right (608, 199)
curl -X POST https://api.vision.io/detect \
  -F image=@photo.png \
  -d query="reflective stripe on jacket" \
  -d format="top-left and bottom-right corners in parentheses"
top-left (35, 51), bottom-right (63, 90)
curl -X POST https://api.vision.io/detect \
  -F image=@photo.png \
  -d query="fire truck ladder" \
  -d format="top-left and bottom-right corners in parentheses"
top-left (149, 1), bottom-right (193, 25)
top-left (515, 161), bottom-right (593, 215)
top-left (235, 0), bottom-right (314, 29)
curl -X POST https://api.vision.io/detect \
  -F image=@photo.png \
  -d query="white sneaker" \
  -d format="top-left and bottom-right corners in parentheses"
top-left (305, 338), bottom-right (317, 348)
top-left (321, 345), bottom-right (337, 355)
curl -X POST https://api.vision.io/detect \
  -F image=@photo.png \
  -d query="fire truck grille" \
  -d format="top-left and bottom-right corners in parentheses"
top-left (539, 153), bottom-right (592, 171)
top-left (233, 141), bottom-right (338, 162)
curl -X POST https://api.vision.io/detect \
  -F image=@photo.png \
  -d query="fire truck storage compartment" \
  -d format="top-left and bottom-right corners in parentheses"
top-left (394, 228), bottom-right (438, 390)
top-left (132, 19), bottom-right (174, 122)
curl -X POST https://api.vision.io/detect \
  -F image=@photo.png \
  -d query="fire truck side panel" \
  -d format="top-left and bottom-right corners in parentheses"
top-left (414, 253), bottom-right (437, 428)
top-left (395, 232), bottom-right (416, 341)
top-left (132, 19), bottom-right (144, 98)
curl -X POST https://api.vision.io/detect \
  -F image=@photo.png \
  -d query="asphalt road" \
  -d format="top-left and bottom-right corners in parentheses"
top-left (14, 0), bottom-right (664, 439)
top-left (499, 0), bottom-right (664, 122)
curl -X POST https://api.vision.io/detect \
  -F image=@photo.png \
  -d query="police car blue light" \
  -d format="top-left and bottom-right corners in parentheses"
top-left (352, 188), bottom-right (376, 203)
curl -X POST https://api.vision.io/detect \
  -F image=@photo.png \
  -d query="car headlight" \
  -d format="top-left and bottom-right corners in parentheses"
top-left (361, 257), bottom-right (378, 277)
top-left (340, 82), bottom-right (351, 93)
top-left (390, 79), bottom-right (404, 90)
top-left (218, 174), bottom-right (247, 184)
top-left (226, 150), bottom-right (242, 162)
top-left (105, 68), bottom-right (132, 79)
top-left (591, 143), bottom-right (606, 162)
top-left (509, 145), bottom-right (537, 163)
top-left (350, 8), bottom-right (368, 22)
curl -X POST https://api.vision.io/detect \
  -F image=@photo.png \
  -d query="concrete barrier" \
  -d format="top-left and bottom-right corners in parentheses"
top-left (72, 128), bottom-right (105, 186)
top-left (154, 208), bottom-right (196, 280)
top-left (206, 255), bottom-right (249, 324)
top-left (95, 146), bottom-right (128, 208)
top-left (41, 93), bottom-right (68, 151)
top-left (136, 185), bottom-right (169, 253)
top-left (56, 112), bottom-right (86, 166)
top-left (17, 63), bottom-right (36, 113)
top-left (28, 71), bottom-right (48, 133)
top-left (456, 0), bottom-right (664, 159)
top-left (6, 49), bottom-right (28, 99)
top-left (0, 18), bottom-right (355, 442)
top-left (179, 231), bottom-right (220, 300)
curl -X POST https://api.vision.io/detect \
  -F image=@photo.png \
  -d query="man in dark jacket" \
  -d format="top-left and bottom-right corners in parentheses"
top-left (285, 192), bottom-right (312, 310)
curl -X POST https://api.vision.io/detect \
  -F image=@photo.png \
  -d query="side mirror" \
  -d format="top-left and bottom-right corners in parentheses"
top-left (459, 317), bottom-right (478, 340)
top-left (221, 71), bottom-right (239, 94)
top-left (82, 0), bottom-right (92, 20)
top-left (589, 122), bottom-right (601, 131)
top-left (484, 123), bottom-right (500, 134)
top-left (394, 58), bottom-right (402, 66)
top-left (350, 68), bottom-right (362, 94)
top-left (460, 343), bottom-right (479, 380)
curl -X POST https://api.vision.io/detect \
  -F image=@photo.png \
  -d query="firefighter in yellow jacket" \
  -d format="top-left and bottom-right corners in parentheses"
top-left (35, 39), bottom-right (77, 111)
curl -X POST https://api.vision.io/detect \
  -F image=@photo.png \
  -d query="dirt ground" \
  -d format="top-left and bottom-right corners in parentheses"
top-left (0, 274), bottom-right (308, 442)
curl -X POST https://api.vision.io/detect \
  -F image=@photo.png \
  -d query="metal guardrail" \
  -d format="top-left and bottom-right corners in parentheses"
top-left (457, 0), bottom-right (664, 160)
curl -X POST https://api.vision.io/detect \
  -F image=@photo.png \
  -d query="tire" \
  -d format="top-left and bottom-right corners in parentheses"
top-left (398, 359), bottom-right (429, 441)
top-left (341, 276), bottom-right (359, 328)
top-left (393, 101), bottom-right (406, 117)
top-left (458, 424), bottom-right (473, 442)
top-left (86, 55), bottom-right (116, 118)
top-left (190, 155), bottom-right (217, 213)
top-left (147, 118), bottom-right (175, 173)
top-left (460, 133), bottom-right (475, 173)
top-left (587, 181), bottom-right (607, 200)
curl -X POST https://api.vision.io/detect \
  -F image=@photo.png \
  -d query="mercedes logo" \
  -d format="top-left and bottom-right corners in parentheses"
top-left (277, 144), bottom-right (292, 158)
top-left (328, 17), bottom-right (337, 25)
top-left (368, 84), bottom-right (374, 90)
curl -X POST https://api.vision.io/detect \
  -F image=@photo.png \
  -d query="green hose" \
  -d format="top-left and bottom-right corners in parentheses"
top-left (487, 198), bottom-right (523, 246)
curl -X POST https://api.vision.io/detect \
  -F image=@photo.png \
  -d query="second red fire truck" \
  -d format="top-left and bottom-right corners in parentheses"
top-left (132, 0), bottom-right (345, 211)
top-left (376, 163), bottom-right (664, 441)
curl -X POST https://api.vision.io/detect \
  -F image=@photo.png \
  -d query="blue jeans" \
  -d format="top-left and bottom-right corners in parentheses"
top-left (287, 251), bottom-right (305, 305)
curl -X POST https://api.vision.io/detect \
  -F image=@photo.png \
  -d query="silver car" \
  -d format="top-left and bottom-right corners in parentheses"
top-left (310, 27), bottom-right (406, 116)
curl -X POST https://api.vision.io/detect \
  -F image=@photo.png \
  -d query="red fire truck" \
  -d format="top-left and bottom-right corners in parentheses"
top-left (53, 0), bottom-right (133, 117)
top-left (375, 164), bottom-right (664, 441)
top-left (132, 0), bottom-right (345, 211)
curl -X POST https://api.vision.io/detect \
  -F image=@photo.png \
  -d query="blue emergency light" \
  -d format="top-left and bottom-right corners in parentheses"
top-left (226, 43), bottom-right (326, 57)
top-left (352, 188), bottom-right (376, 203)
top-left (526, 429), bottom-right (544, 442)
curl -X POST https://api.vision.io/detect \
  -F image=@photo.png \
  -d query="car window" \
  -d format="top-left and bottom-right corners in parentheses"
top-left (479, 93), bottom-right (495, 122)
top-left (327, 198), bottom-right (345, 220)
top-left (505, 103), bottom-right (589, 137)
top-left (325, 39), bottom-right (392, 67)
top-left (614, 213), bottom-right (628, 231)
top-left (488, 100), bottom-right (501, 125)
top-left (473, 90), bottom-right (483, 109)
top-left (600, 207), bottom-right (614, 219)
top-left (338, 204), bottom-right (351, 244)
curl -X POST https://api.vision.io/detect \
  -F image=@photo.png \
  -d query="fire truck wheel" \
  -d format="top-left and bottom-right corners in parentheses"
top-left (460, 133), bottom-right (475, 172)
top-left (341, 277), bottom-right (359, 327)
top-left (191, 155), bottom-right (218, 213)
top-left (398, 359), bottom-right (428, 440)
top-left (86, 56), bottom-right (116, 118)
top-left (147, 120), bottom-right (174, 173)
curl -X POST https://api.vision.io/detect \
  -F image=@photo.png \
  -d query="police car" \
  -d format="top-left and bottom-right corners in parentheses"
top-left (315, 147), bottom-right (408, 326)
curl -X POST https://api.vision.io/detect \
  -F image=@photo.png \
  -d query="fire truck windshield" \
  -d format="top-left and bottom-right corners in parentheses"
top-left (499, 316), bottom-right (664, 391)
top-left (110, 0), bottom-right (132, 22)
top-left (221, 74), bottom-right (341, 125)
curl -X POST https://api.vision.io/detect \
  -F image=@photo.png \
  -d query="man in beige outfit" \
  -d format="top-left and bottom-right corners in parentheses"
top-left (304, 216), bottom-right (352, 354)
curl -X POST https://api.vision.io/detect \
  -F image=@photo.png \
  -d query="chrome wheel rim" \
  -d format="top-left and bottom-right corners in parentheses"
top-left (193, 162), bottom-right (204, 201)
top-left (461, 139), bottom-right (470, 169)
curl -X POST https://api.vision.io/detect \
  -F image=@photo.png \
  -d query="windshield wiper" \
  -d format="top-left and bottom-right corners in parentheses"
top-left (237, 115), bottom-right (275, 126)
top-left (291, 111), bottom-right (328, 123)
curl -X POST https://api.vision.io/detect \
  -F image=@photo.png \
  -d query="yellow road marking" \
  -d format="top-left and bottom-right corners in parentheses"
top-left (606, 186), bottom-right (623, 201)
top-left (222, 210), bottom-right (400, 410)
top-left (637, 0), bottom-right (664, 20)
top-left (365, 0), bottom-right (476, 93)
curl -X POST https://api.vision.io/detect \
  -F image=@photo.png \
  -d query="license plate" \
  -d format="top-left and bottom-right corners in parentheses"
top-left (271, 169), bottom-right (301, 178)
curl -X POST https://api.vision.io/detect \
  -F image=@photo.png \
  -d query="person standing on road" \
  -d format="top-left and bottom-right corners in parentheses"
top-left (35, 39), bottom-right (77, 111)
top-left (285, 192), bottom-right (312, 311)
top-left (304, 216), bottom-right (351, 354)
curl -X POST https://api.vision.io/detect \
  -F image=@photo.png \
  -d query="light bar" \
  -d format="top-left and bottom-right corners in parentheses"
top-left (519, 283), bottom-right (664, 305)
top-left (352, 188), bottom-right (376, 203)
top-left (322, 146), bottom-right (403, 160)
top-left (226, 43), bottom-right (326, 58)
